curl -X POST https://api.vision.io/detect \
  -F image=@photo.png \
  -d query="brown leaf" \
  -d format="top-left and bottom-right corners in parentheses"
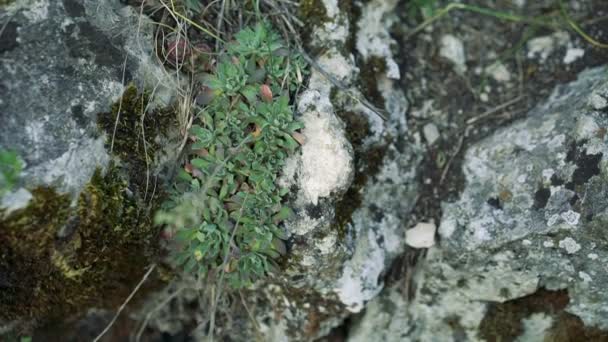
top-left (291, 132), bottom-right (306, 145)
top-left (260, 84), bottom-right (273, 103)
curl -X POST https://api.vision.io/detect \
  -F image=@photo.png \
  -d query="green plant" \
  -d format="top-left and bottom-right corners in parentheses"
top-left (0, 149), bottom-right (22, 197)
top-left (407, 0), bottom-right (438, 20)
top-left (156, 22), bottom-right (306, 288)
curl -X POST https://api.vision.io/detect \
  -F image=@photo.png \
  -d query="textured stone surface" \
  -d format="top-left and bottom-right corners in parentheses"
top-left (137, 0), bottom-right (421, 340)
top-left (0, 0), bottom-right (177, 333)
top-left (349, 66), bottom-right (608, 341)
top-left (0, 0), bottom-right (175, 204)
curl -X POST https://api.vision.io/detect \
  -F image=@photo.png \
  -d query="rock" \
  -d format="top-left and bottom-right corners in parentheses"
top-left (0, 0), bottom-right (175, 201)
top-left (440, 34), bottom-right (466, 73)
top-left (349, 66), bottom-right (608, 341)
top-left (0, 0), bottom-right (177, 332)
top-left (356, 0), bottom-right (401, 79)
top-left (405, 222), bottom-right (436, 248)
top-left (422, 123), bottom-right (440, 145)
top-left (563, 47), bottom-right (585, 64)
top-left (485, 61), bottom-right (511, 83)
top-left (526, 31), bottom-right (569, 62)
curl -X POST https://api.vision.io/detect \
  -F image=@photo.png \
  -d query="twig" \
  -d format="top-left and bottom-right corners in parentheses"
top-left (92, 264), bottom-right (157, 342)
top-left (439, 133), bottom-right (465, 186)
top-left (405, 2), bottom-right (557, 41)
top-left (465, 95), bottom-right (523, 126)
top-left (239, 290), bottom-right (263, 341)
top-left (110, 55), bottom-right (129, 154)
top-left (298, 49), bottom-right (388, 121)
top-left (134, 285), bottom-right (186, 342)
top-left (559, 0), bottom-right (608, 49)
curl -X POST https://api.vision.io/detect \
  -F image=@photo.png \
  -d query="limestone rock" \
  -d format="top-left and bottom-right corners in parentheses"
top-left (349, 66), bottom-right (608, 341)
top-left (0, 0), bottom-right (175, 204)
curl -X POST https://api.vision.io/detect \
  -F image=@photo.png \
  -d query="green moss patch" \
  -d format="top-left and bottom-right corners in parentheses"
top-left (97, 84), bottom-right (177, 197)
top-left (0, 167), bottom-right (161, 326)
top-left (333, 109), bottom-right (389, 237)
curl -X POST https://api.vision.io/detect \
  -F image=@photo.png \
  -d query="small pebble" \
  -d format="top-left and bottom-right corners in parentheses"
top-left (423, 123), bottom-right (440, 145)
top-left (440, 34), bottom-right (466, 72)
top-left (406, 222), bottom-right (436, 248)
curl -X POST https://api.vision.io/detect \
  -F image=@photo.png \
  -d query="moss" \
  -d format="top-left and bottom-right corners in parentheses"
top-left (299, 0), bottom-right (329, 27)
top-left (479, 288), bottom-right (608, 341)
top-left (358, 56), bottom-right (387, 110)
top-left (97, 84), bottom-right (177, 198)
top-left (0, 167), bottom-right (162, 327)
top-left (333, 109), bottom-right (389, 237)
top-left (0, 85), bottom-right (177, 332)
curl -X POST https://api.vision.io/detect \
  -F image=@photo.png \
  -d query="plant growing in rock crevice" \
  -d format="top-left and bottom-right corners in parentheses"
top-left (155, 22), bottom-right (306, 288)
top-left (0, 149), bottom-right (22, 197)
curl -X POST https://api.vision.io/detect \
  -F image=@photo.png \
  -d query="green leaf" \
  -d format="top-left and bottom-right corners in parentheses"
top-left (272, 206), bottom-right (294, 224)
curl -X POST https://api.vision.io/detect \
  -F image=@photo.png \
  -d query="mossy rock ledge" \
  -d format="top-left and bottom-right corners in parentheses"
top-left (0, 0), bottom-right (179, 336)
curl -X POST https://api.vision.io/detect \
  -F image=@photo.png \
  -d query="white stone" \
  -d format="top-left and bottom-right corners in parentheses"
top-left (423, 123), bottom-right (440, 145)
top-left (406, 222), bottom-right (436, 248)
top-left (486, 62), bottom-right (511, 82)
top-left (563, 48), bottom-right (585, 64)
top-left (527, 32), bottom-right (569, 61)
top-left (440, 34), bottom-right (466, 72)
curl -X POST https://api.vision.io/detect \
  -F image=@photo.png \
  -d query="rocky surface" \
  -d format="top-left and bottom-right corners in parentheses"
top-left (0, 0), bottom-right (176, 201)
top-left (0, 0), bottom-right (177, 334)
top-left (3, 0), bottom-right (608, 341)
top-left (349, 66), bottom-right (608, 341)
top-left (136, 0), bottom-right (421, 340)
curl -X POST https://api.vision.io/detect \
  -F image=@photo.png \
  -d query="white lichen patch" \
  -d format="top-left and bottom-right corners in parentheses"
top-left (1, 188), bottom-right (33, 214)
top-left (18, 0), bottom-right (49, 23)
top-left (334, 228), bottom-right (385, 312)
top-left (516, 313), bottom-right (553, 342)
top-left (560, 210), bottom-right (580, 226)
top-left (296, 90), bottom-right (354, 206)
top-left (559, 237), bottom-right (581, 254)
top-left (25, 137), bottom-right (110, 196)
top-left (356, 0), bottom-right (401, 79)
top-left (485, 61), bottom-right (511, 82)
